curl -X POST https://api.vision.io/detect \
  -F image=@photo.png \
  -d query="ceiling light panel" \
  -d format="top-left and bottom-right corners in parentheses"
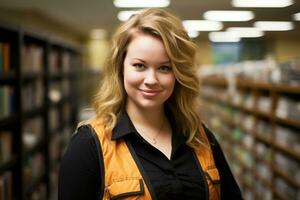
top-left (204, 10), bottom-right (254, 21)
top-left (182, 20), bottom-right (223, 32)
top-left (227, 27), bottom-right (264, 37)
top-left (232, 0), bottom-right (294, 8)
top-left (254, 21), bottom-right (294, 31)
top-left (293, 12), bottom-right (300, 21)
top-left (187, 31), bottom-right (200, 38)
top-left (118, 10), bottom-right (141, 21)
top-left (113, 0), bottom-right (170, 8)
top-left (209, 32), bottom-right (241, 42)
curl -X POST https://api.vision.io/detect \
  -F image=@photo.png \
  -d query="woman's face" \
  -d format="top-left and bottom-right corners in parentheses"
top-left (123, 33), bottom-right (176, 111)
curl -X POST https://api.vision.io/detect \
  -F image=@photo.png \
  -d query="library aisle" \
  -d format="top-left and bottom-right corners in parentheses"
top-left (0, 1), bottom-right (300, 200)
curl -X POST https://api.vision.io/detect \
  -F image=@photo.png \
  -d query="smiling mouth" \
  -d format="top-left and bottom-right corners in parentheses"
top-left (139, 89), bottom-right (161, 96)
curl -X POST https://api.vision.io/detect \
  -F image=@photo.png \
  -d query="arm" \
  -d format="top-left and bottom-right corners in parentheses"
top-left (58, 125), bottom-right (102, 200)
top-left (204, 126), bottom-right (244, 200)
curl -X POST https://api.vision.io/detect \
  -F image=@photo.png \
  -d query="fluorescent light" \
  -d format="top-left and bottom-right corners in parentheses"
top-left (187, 31), bottom-right (200, 38)
top-left (90, 29), bottom-right (107, 39)
top-left (182, 20), bottom-right (223, 32)
top-left (118, 10), bottom-right (141, 21)
top-left (204, 10), bottom-right (254, 21)
top-left (113, 0), bottom-right (170, 8)
top-left (293, 12), bottom-right (300, 21)
top-left (254, 21), bottom-right (294, 31)
top-left (209, 32), bottom-right (241, 42)
top-left (232, 0), bottom-right (294, 8)
top-left (227, 27), bottom-right (264, 37)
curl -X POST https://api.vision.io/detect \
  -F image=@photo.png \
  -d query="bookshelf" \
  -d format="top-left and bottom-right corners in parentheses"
top-left (0, 23), bottom-right (82, 199)
top-left (199, 75), bottom-right (300, 200)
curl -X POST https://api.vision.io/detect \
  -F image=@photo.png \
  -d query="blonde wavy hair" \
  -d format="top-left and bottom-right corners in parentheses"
top-left (92, 8), bottom-right (206, 147)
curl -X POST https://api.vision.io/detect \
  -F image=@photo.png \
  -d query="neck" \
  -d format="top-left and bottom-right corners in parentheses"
top-left (126, 104), bottom-right (165, 128)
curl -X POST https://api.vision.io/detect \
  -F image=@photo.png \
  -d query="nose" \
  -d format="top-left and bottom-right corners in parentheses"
top-left (144, 69), bottom-right (159, 86)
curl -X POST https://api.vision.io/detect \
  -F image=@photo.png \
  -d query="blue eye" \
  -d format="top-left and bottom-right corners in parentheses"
top-left (159, 66), bottom-right (172, 73)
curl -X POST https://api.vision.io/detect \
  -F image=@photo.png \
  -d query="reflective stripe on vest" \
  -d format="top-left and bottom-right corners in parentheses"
top-left (90, 120), bottom-right (220, 200)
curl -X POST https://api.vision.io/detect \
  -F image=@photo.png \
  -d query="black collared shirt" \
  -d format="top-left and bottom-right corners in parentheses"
top-left (58, 112), bottom-right (243, 200)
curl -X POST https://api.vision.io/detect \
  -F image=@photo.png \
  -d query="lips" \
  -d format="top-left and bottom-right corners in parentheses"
top-left (139, 89), bottom-right (161, 97)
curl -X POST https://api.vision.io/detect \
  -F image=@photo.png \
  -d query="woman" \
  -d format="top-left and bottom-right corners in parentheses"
top-left (59, 8), bottom-right (243, 200)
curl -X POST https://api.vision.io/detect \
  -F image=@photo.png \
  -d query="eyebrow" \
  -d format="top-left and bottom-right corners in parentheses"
top-left (133, 58), bottom-right (170, 64)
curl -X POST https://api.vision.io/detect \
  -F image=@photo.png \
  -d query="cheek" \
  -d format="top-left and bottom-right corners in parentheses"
top-left (166, 75), bottom-right (176, 90)
top-left (123, 68), bottom-right (142, 91)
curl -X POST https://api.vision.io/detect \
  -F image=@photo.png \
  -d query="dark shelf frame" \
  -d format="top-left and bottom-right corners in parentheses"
top-left (0, 23), bottom-right (82, 200)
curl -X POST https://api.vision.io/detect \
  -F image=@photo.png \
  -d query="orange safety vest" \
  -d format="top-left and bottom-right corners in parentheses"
top-left (90, 120), bottom-right (220, 200)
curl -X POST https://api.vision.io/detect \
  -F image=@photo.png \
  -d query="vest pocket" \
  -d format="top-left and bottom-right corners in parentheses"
top-left (105, 179), bottom-right (145, 200)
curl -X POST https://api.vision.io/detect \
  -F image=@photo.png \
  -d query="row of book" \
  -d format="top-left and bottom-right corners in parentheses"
top-left (0, 131), bottom-right (12, 165)
top-left (0, 171), bottom-right (12, 200)
top-left (0, 42), bottom-right (10, 73)
top-left (21, 78), bottom-right (73, 112)
top-left (23, 153), bottom-right (45, 188)
top-left (22, 80), bottom-right (43, 111)
top-left (49, 51), bottom-right (72, 73)
top-left (22, 45), bottom-right (44, 73)
top-left (24, 47), bottom-right (74, 74)
top-left (0, 86), bottom-right (15, 119)
top-left (199, 57), bottom-right (300, 85)
top-left (201, 85), bottom-right (300, 122)
top-left (276, 96), bottom-right (300, 121)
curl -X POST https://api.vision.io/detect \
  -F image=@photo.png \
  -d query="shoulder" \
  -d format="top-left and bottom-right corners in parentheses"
top-left (62, 125), bottom-right (99, 163)
top-left (71, 125), bottom-right (95, 145)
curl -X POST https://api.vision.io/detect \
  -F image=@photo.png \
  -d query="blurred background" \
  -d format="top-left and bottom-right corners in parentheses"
top-left (0, 0), bottom-right (299, 199)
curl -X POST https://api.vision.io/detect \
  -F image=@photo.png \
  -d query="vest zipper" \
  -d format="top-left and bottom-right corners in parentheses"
top-left (125, 139), bottom-right (158, 200)
top-left (192, 151), bottom-right (209, 200)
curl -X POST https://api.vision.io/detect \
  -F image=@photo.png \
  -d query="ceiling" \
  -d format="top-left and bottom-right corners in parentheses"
top-left (0, 0), bottom-right (300, 40)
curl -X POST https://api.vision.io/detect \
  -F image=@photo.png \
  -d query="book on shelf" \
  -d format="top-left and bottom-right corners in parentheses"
top-left (255, 142), bottom-right (272, 162)
top-left (22, 80), bottom-right (43, 111)
top-left (276, 96), bottom-right (300, 121)
top-left (279, 59), bottom-right (300, 85)
top-left (257, 96), bottom-right (271, 114)
top-left (255, 181), bottom-right (272, 200)
top-left (23, 152), bottom-right (45, 187)
top-left (274, 152), bottom-right (300, 183)
top-left (275, 177), bottom-right (298, 200)
top-left (275, 125), bottom-right (300, 154)
top-left (0, 42), bottom-right (11, 73)
top-left (0, 171), bottom-right (13, 200)
top-left (0, 86), bottom-right (15, 119)
top-left (29, 184), bottom-right (47, 200)
top-left (0, 131), bottom-right (12, 164)
top-left (22, 44), bottom-right (44, 73)
top-left (62, 52), bottom-right (71, 72)
top-left (49, 108), bottom-right (59, 131)
top-left (49, 134), bottom-right (61, 165)
top-left (49, 50), bottom-right (59, 74)
top-left (62, 79), bottom-right (70, 97)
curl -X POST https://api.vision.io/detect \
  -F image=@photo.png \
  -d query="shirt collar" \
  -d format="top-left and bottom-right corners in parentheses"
top-left (112, 111), bottom-right (136, 140)
top-left (111, 109), bottom-right (187, 149)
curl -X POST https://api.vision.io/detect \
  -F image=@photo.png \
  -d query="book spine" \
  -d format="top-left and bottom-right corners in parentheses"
top-left (2, 43), bottom-right (10, 72)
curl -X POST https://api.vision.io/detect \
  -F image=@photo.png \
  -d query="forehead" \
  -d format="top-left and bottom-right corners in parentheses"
top-left (126, 33), bottom-right (169, 61)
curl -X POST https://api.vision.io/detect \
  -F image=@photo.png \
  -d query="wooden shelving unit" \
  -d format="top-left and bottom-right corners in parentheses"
top-left (200, 75), bottom-right (300, 200)
top-left (0, 23), bottom-right (82, 199)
